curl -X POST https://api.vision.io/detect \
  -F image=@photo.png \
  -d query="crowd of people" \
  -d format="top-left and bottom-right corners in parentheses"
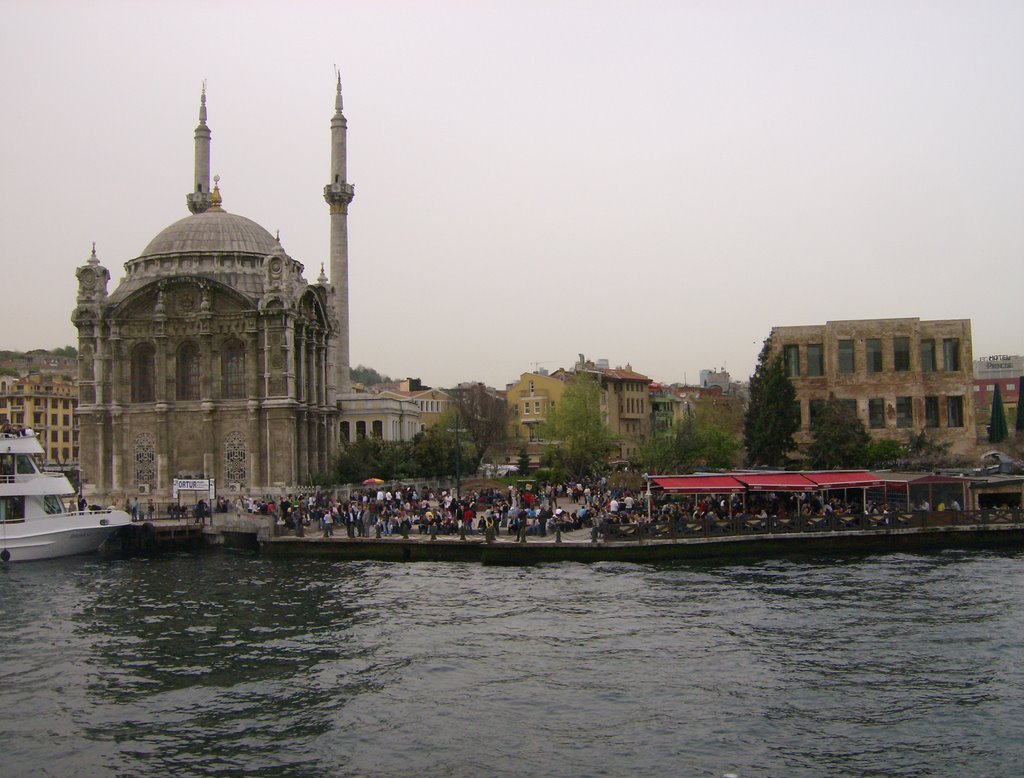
top-left (113, 477), bottom-right (973, 538)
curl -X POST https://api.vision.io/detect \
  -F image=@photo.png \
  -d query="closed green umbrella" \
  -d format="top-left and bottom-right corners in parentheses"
top-left (989, 383), bottom-right (1008, 444)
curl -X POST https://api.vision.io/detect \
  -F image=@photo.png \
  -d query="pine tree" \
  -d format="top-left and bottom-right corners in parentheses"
top-left (806, 397), bottom-right (870, 469)
top-left (743, 338), bottom-right (800, 467)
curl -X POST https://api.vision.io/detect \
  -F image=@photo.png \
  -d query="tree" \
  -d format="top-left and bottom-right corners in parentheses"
top-left (1017, 376), bottom-right (1024, 434)
top-left (541, 375), bottom-right (618, 480)
top-left (806, 397), bottom-right (870, 469)
top-left (743, 339), bottom-right (800, 467)
top-left (636, 414), bottom-right (741, 473)
top-left (449, 383), bottom-right (509, 473)
top-left (990, 383), bottom-right (1009, 443)
top-left (350, 365), bottom-right (393, 387)
top-left (865, 438), bottom-right (905, 468)
top-left (517, 448), bottom-right (531, 474)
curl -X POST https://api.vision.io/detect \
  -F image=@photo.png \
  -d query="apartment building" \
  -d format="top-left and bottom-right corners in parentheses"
top-left (0, 375), bottom-right (78, 465)
top-left (770, 318), bottom-right (976, 454)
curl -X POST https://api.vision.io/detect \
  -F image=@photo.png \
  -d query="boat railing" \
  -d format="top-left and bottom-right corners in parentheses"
top-left (0, 472), bottom-right (69, 484)
top-left (0, 430), bottom-right (37, 439)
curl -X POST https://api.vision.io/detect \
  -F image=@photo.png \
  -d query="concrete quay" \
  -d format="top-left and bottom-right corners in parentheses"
top-left (258, 521), bottom-right (1024, 566)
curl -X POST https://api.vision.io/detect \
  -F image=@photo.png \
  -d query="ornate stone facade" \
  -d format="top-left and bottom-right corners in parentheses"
top-left (72, 88), bottom-right (341, 500)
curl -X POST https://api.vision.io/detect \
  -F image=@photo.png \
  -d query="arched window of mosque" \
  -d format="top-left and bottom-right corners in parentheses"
top-left (177, 342), bottom-right (201, 401)
top-left (131, 343), bottom-right (156, 403)
top-left (221, 340), bottom-right (246, 400)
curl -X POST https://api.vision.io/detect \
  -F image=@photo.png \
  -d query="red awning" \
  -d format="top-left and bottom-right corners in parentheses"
top-left (804, 471), bottom-right (883, 489)
top-left (734, 473), bottom-right (817, 491)
top-left (650, 475), bottom-right (746, 494)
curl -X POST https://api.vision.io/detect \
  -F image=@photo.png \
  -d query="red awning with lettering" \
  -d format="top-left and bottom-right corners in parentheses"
top-left (803, 471), bottom-right (883, 489)
top-left (650, 475), bottom-right (746, 494)
top-left (734, 473), bottom-right (818, 491)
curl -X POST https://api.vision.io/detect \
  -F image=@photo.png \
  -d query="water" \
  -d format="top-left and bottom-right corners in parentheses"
top-left (3, 550), bottom-right (1024, 777)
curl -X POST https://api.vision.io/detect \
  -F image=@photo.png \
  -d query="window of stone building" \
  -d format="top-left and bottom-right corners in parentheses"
top-left (807, 344), bottom-right (824, 377)
top-left (131, 343), bottom-right (156, 403)
top-left (784, 345), bottom-right (800, 378)
top-left (946, 396), bottom-right (964, 427)
top-left (894, 338), bottom-right (911, 372)
top-left (177, 343), bottom-right (200, 401)
top-left (50, 414), bottom-right (57, 425)
top-left (224, 431), bottom-right (247, 485)
top-left (62, 431), bottom-right (69, 443)
top-left (896, 397), bottom-right (913, 428)
top-left (920, 339), bottom-right (936, 372)
top-left (943, 339), bottom-right (960, 372)
top-left (133, 432), bottom-right (155, 485)
top-left (839, 399), bottom-right (857, 418)
top-left (866, 339), bottom-right (883, 373)
top-left (838, 340), bottom-right (855, 374)
top-left (62, 415), bottom-right (69, 426)
top-left (221, 340), bottom-right (246, 400)
top-left (51, 430), bottom-right (58, 443)
top-left (356, 421), bottom-right (366, 439)
top-left (372, 420), bottom-right (383, 438)
top-left (868, 398), bottom-right (885, 429)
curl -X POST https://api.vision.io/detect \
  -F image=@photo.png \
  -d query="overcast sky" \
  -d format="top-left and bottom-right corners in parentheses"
top-left (3, 1), bottom-right (1022, 388)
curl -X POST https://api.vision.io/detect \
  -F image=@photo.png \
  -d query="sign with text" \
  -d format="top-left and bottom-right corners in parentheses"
top-left (172, 478), bottom-right (215, 499)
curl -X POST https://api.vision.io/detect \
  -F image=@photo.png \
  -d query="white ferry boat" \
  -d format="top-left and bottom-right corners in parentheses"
top-left (0, 430), bottom-right (131, 561)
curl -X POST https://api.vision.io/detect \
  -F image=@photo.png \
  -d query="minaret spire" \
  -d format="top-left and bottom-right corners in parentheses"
top-left (324, 74), bottom-right (355, 397)
top-left (186, 82), bottom-right (212, 214)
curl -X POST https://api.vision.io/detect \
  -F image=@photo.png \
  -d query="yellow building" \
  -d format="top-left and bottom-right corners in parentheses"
top-left (574, 359), bottom-right (651, 460)
top-left (0, 375), bottom-right (78, 466)
top-left (506, 371), bottom-right (570, 441)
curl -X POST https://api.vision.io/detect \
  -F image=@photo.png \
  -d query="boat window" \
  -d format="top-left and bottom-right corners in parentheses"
top-left (0, 496), bottom-right (25, 521)
top-left (16, 455), bottom-right (38, 474)
top-left (0, 454), bottom-right (13, 476)
top-left (43, 494), bottom-right (64, 515)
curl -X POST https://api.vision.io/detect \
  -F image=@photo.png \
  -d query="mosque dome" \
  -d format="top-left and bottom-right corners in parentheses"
top-left (140, 209), bottom-right (278, 258)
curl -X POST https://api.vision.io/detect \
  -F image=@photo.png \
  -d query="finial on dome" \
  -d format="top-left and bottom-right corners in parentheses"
top-left (208, 174), bottom-right (223, 211)
top-left (87, 242), bottom-right (99, 266)
top-left (275, 229), bottom-right (280, 242)
top-left (318, 263), bottom-right (328, 285)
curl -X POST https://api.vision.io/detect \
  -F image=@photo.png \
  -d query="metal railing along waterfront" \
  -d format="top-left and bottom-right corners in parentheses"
top-left (601, 508), bottom-right (1022, 542)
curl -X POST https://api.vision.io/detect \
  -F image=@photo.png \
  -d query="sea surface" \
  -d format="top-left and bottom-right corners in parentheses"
top-left (2, 549), bottom-right (1024, 777)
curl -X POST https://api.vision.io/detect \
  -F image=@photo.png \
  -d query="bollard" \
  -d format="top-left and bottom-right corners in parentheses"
top-left (590, 525), bottom-right (598, 544)
top-left (555, 525), bottom-right (562, 544)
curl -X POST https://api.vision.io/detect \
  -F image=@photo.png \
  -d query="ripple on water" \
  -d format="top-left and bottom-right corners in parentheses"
top-left (2, 551), bottom-right (1024, 775)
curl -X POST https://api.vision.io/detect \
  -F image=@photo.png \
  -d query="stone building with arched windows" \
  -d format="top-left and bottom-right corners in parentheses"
top-left (72, 82), bottom-right (415, 501)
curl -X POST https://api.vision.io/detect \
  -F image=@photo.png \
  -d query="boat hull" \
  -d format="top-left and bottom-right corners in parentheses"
top-left (0, 511), bottom-right (132, 562)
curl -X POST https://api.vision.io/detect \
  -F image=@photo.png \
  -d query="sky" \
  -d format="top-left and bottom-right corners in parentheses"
top-left (3, 1), bottom-right (1022, 389)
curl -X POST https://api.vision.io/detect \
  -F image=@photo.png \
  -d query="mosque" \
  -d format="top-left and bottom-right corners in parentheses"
top-left (72, 81), bottom-right (418, 501)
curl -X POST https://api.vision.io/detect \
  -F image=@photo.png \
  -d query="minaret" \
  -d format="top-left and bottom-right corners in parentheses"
top-left (323, 75), bottom-right (355, 395)
top-left (186, 84), bottom-right (212, 214)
